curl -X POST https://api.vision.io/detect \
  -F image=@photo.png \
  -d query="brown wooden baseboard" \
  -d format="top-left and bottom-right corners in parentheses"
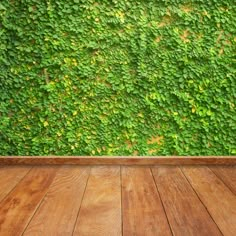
top-left (0, 156), bottom-right (235, 165)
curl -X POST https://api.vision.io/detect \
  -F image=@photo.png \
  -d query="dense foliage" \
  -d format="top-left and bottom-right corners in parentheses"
top-left (0, 0), bottom-right (235, 155)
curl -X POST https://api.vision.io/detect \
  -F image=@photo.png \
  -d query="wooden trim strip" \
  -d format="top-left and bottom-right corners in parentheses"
top-left (0, 156), bottom-right (236, 165)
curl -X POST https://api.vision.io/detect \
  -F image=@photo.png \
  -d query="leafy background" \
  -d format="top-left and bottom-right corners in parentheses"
top-left (0, 0), bottom-right (235, 155)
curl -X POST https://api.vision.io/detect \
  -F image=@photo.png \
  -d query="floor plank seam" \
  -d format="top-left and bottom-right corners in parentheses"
top-left (0, 167), bottom-right (32, 204)
top-left (71, 166), bottom-right (92, 236)
top-left (150, 167), bottom-right (174, 236)
top-left (120, 166), bottom-right (124, 236)
top-left (179, 166), bottom-right (224, 236)
top-left (208, 166), bottom-right (236, 197)
top-left (21, 167), bottom-right (60, 236)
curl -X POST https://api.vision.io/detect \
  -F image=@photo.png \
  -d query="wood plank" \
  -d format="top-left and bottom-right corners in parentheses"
top-left (24, 166), bottom-right (90, 236)
top-left (73, 166), bottom-right (121, 236)
top-left (210, 166), bottom-right (236, 195)
top-left (122, 167), bottom-right (171, 236)
top-left (0, 156), bottom-right (236, 165)
top-left (152, 166), bottom-right (221, 236)
top-left (0, 166), bottom-right (57, 236)
top-left (0, 166), bottom-right (31, 202)
top-left (182, 166), bottom-right (236, 236)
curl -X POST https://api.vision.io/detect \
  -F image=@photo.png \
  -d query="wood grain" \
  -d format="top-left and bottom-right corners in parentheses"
top-left (24, 166), bottom-right (90, 236)
top-left (182, 166), bottom-right (236, 236)
top-left (122, 167), bottom-right (171, 236)
top-left (0, 165), bottom-right (234, 235)
top-left (152, 166), bottom-right (221, 236)
top-left (209, 165), bottom-right (236, 195)
top-left (73, 166), bottom-right (121, 236)
top-left (0, 166), bottom-right (57, 236)
top-left (0, 166), bottom-right (31, 202)
top-left (0, 156), bottom-right (235, 165)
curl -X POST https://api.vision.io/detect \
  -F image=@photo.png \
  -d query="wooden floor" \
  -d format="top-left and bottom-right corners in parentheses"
top-left (0, 165), bottom-right (235, 236)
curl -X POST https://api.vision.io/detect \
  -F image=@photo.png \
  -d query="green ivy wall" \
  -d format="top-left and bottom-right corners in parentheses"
top-left (0, 0), bottom-right (235, 155)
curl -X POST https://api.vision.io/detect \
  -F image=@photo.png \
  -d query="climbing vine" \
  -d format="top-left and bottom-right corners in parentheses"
top-left (0, 0), bottom-right (235, 155)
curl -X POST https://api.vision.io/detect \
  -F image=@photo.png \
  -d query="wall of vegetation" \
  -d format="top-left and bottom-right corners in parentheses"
top-left (0, 0), bottom-right (235, 155)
